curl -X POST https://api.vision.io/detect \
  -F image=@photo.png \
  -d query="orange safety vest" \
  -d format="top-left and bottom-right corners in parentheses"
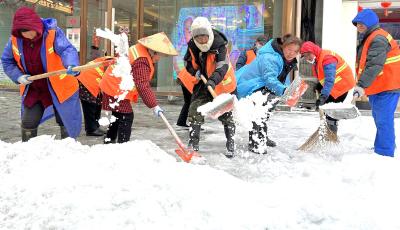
top-left (356, 29), bottom-right (400, 95)
top-left (100, 43), bottom-right (154, 103)
top-left (245, 49), bottom-right (256, 65)
top-left (314, 50), bottom-right (355, 99)
top-left (177, 48), bottom-right (236, 95)
top-left (77, 56), bottom-right (113, 97)
top-left (11, 30), bottom-right (79, 103)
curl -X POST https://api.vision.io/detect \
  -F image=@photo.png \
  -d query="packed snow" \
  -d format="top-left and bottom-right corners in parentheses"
top-left (1, 95), bottom-right (400, 229)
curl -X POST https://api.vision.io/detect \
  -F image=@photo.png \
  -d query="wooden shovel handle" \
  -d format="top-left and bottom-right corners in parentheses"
top-left (200, 74), bottom-right (218, 98)
top-left (27, 59), bottom-right (115, 81)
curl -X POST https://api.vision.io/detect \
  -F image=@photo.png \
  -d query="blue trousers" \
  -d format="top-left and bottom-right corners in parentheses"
top-left (369, 92), bottom-right (400, 157)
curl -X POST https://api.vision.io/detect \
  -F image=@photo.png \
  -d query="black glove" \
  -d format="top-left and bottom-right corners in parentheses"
top-left (205, 79), bottom-right (216, 89)
top-left (316, 94), bottom-right (329, 109)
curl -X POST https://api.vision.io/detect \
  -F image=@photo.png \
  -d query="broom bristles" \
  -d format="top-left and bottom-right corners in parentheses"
top-left (298, 121), bottom-right (339, 151)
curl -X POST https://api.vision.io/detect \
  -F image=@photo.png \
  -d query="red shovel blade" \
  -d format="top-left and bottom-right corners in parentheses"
top-left (175, 148), bottom-right (202, 163)
top-left (286, 80), bottom-right (308, 107)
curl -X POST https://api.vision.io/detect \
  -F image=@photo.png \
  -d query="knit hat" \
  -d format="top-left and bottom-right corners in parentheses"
top-left (191, 17), bottom-right (214, 52)
top-left (352, 9), bottom-right (379, 29)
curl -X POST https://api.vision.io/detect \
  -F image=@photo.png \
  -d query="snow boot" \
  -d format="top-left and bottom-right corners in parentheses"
top-left (248, 122), bottom-right (268, 154)
top-left (21, 128), bottom-right (37, 142)
top-left (188, 124), bottom-right (201, 151)
top-left (104, 119), bottom-right (118, 144)
top-left (262, 124), bottom-right (276, 147)
top-left (224, 125), bottom-right (235, 158)
top-left (60, 126), bottom-right (69, 139)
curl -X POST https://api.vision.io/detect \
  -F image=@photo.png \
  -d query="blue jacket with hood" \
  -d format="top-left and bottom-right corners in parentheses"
top-left (1, 18), bottom-right (82, 138)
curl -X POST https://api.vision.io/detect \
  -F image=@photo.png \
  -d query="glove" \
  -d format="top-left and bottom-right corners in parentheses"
top-left (152, 105), bottom-right (164, 117)
top-left (17, 74), bottom-right (32, 85)
top-left (353, 86), bottom-right (365, 98)
top-left (315, 94), bottom-right (329, 109)
top-left (195, 70), bottom-right (201, 80)
top-left (66, 65), bottom-right (80, 76)
top-left (205, 79), bottom-right (216, 89)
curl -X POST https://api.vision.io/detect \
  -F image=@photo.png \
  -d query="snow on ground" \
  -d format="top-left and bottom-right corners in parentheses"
top-left (1, 104), bottom-right (400, 229)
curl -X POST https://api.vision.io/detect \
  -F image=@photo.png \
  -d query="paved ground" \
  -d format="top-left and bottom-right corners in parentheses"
top-left (0, 90), bottom-right (224, 154)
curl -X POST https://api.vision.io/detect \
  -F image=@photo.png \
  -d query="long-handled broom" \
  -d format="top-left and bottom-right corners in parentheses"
top-left (298, 93), bottom-right (339, 151)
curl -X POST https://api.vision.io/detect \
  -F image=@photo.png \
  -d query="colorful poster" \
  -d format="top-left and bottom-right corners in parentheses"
top-left (172, 4), bottom-right (265, 79)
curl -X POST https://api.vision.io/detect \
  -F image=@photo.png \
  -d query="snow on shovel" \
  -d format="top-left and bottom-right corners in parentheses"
top-left (197, 75), bottom-right (235, 119)
top-left (280, 76), bottom-right (309, 107)
top-left (319, 98), bottom-right (360, 120)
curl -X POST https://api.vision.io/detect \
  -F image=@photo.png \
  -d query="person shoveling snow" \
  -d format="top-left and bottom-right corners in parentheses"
top-left (178, 17), bottom-right (237, 158)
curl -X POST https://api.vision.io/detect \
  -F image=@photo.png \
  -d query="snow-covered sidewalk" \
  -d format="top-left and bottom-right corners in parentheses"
top-left (1, 110), bottom-right (400, 229)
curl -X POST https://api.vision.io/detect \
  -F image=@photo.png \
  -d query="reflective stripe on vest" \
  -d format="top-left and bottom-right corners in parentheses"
top-left (11, 31), bottom-right (78, 102)
top-left (316, 50), bottom-right (355, 99)
top-left (356, 29), bottom-right (400, 95)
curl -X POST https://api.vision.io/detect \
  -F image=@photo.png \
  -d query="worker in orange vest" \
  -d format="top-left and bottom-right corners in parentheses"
top-left (178, 17), bottom-right (237, 158)
top-left (300, 41), bottom-right (356, 134)
top-left (352, 9), bottom-right (400, 157)
top-left (1, 7), bottom-right (81, 142)
top-left (77, 55), bottom-right (113, 136)
top-left (99, 32), bottom-right (178, 144)
top-left (235, 35), bottom-right (269, 70)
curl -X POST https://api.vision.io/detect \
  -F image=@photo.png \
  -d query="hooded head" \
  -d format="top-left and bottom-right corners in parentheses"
top-left (12, 7), bottom-right (43, 40)
top-left (300, 41), bottom-right (321, 64)
top-left (191, 17), bottom-right (214, 52)
top-left (352, 9), bottom-right (379, 30)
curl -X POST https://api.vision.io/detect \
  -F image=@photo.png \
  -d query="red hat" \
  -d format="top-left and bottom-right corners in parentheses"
top-left (300, 41), bottom-right (321, 57)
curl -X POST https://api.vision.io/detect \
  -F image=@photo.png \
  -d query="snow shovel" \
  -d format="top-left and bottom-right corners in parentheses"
top-left (319, 97), bottom-right (360, 120)
top-left (197, 75), bottom-right (235, 119)
top-left (280, 76), bottom-right (309, 107)
top-left (159, 112), bottom-right (203, 163)
top-left (27, 59), bottom-right (115, 81)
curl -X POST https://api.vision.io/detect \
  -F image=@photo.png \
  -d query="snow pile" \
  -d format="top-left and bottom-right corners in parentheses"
top-left (321, 102), bottom-right (357, 109)
top-left (2, 131), bottom-right (400, 229)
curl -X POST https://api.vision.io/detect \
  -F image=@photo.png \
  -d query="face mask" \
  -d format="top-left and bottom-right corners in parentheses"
top-left (306, 56), bottom-right (316, 65)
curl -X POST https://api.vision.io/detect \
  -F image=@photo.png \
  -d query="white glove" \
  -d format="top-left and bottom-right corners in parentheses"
top-left (152, 105), bottom-right (164, 117)
top-left (353, 86), bottom-right (365, 98)
top-left (195, 70), bottom-right (201, 80)
top-left (17, 74), bottom-right (32, 85)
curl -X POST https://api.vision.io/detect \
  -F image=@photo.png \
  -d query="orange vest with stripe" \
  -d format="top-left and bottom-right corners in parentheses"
top-left (245, 49), bottom-right (256, 65)
top-left (77, 56), bottom-right (113, 97)
top-left (177, 48), bottom-right (236, 95)
top-left (356, 29), bottom-right (400, 95)
top-left (100, 43), bottom-right (154, 103)
top-left (11, 30), bottom-right (79, 103)
top-left (314, 50), bottom-right (355, 99)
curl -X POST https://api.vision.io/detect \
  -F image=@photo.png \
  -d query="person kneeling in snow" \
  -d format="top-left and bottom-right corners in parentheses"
top-left (178, 17), bottom-right (237, 158)
top-left (235, 34), bottom-right (301, 154)
top-left (100, 32), bottom-right (178, 144)
top-left (1, 7), bottom-right (81, 142)
top-left (300, 41), bottom-right (355, 134)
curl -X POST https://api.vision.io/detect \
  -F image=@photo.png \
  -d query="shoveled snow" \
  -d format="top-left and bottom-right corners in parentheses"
top-left (320, 102), bottom-right (357, 109)
top-left (1, 102), bottom-right (400, 229)
top-left (197, 93), bottom-right (235, 117)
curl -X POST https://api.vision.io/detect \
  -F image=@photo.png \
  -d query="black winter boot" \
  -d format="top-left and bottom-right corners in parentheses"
top-left (224, 125), bottom-right (235, 158)
top-left (188, 124), bottom-right (201, 151)
top-left (104, 119), bottom-right (119, 144)
top-left (261, 124), bottom-right (276, 147)
top-left (21, 128), bottom-right (38, 142)
top-left (248, 122), bottom-right (268, 154)
top-left (60, 126), bottom-right (69, 139)
top-left (117, 112), bottom-right (134, 143)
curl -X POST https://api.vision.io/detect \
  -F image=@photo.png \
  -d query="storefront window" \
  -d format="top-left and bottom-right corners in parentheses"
top-left (86, 0), bottom-right (107, 62)
top-left (143, 0), bottom-right (278, 92)
top-left (113, 0), bottom-right (138, 46)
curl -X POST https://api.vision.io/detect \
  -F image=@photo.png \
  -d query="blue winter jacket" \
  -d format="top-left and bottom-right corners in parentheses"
top-left (235, 40), bottom-right (289, 99)
top-left (1, 18), bottom-right (82, 138)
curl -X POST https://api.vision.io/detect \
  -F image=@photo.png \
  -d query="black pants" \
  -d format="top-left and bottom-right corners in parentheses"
top-left (22, 103), bottom-right (63, 129)
top-left (176, 84), bottom-right (191, 126)
top-left (81, 100), bottom-right (101, 132)
top-left (105, 111), bottom-right (134, 143)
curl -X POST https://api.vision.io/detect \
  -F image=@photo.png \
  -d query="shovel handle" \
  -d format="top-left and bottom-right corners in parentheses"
top-left (27, 59), bottom-right (115, 81)
top-left (200, 75), bottom-right (218, 98)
